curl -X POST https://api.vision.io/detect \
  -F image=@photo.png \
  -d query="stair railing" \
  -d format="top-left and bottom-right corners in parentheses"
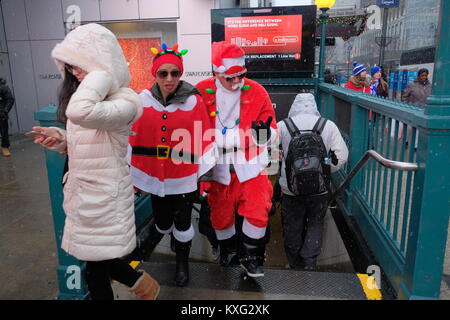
top-left (329, 149), bottom-right (418, 204)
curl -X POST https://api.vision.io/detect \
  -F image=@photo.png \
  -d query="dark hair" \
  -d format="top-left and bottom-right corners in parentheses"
top-left (418, 68), bottom-right (429, 75)
top-left (57, 66), bottom-right (79, 124)
top-left (0, 78), bottom-right (6, 85)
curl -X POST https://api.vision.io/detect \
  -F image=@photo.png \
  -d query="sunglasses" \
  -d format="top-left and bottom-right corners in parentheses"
top-left (224, 73), bottom-right (246, 82)
top-left (156, 70), bottom-right (182, 79)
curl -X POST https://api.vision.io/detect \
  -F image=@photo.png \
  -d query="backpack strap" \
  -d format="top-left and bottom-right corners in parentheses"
top-left (282, 117), bottom-right (301, 137)
top-left (312, 117), bottom-right (327, 135)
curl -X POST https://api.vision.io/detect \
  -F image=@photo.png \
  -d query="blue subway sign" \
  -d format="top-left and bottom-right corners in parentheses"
top-left (377, 0), bottom-right (400, 8)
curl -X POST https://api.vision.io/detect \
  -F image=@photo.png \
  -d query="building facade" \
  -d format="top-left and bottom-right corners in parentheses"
top-left (0, 0), bottom-right (241, 134)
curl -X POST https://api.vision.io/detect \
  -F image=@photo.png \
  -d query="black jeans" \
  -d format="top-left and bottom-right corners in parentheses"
top-left (151, 192), bottom-right (196, 234)
top-left (281, 194), bottom-right (328, 268)
top-left (85, 259), bottom-right (142, 300)
top-left (0, 116), bottom-right (9, 148)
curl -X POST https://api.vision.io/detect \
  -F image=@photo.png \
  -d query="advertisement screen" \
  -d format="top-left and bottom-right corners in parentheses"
top-left (212, 6), bottom-right (316, 78)
top-left (225, 15), bottom-right (302, 56)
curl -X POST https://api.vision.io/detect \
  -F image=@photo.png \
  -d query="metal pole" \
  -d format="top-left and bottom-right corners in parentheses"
top-left (347, 51), bottom-right (350, 80)
top-left (428, 0), bottom-right (450, 102)
top-left (379, 7), bottom-right (389, 67)
top-left (318, 8), bottom-right (329, 82)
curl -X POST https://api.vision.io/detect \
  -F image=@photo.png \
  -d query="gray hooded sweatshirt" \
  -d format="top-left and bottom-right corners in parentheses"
top-left (277, 93), bottom-right (349, 196)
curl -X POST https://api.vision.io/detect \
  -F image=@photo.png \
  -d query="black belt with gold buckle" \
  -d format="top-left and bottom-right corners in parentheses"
top-left (132, 145), bottom-right (198, 163)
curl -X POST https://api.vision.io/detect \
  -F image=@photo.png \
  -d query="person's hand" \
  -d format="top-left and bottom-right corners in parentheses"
top-left (199, 182), bottom-right (211, 200)
top-left (251, 116), bottom-right (272, 144)
top-left (31, 126), bottom-right (63, 148)
top-left (330, 150), bottom-right (338, 166)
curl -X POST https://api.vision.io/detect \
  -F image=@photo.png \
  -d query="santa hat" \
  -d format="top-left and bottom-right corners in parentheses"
top-left (151, 43), bottom-right (188, 77)
top-left (211, 41), bottom-right (246, 77)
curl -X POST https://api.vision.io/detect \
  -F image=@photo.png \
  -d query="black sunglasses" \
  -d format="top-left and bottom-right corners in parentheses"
top-left (225, 73), bottom-right (246, 82)
top-left (156, 70), bottom-right (182, 79)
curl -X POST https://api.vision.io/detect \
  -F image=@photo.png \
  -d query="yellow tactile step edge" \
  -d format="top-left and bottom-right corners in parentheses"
top-left (357, 273), bottom-right (383, 300)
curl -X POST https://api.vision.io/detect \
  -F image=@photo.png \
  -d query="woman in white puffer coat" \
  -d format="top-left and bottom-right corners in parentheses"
top-left (32, 23), bottom-right (159, 300)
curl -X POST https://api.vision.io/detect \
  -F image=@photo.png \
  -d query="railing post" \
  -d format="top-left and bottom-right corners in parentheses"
top-left (400, 0), bottom-right (450, 299)
top-left (347, 101), bottom-right (369, 211)
top-left (400, 120), bottom-right (450, 299)
top-left (35, 105), bottom-right (89, 300)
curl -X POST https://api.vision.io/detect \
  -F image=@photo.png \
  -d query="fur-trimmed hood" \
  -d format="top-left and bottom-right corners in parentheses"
top-left (51, 23), bottom-right (130, 93)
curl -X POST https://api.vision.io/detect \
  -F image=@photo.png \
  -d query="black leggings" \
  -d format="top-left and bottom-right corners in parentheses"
top-left (151, 192), bottom-right (196, 233)
top-left (85, 258), bottom-right (142, 300)
top-left (0, 117), bottom-right (9, 148)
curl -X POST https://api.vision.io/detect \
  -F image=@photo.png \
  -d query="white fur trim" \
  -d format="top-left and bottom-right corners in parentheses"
top-left (51, 23), bottom-right (131, 93)
top-left (173, 224), bottom-right (195, 242)
top-left (242, 217), bottom-right (266, 239)
top-left (139, 89), bottom-right (197, 113)
top-left (215, 225), bottom-right (236, 240)
top-left (130, 165), bottom-right (198, 197)
top-left (213, 56), bottom-right (245, 72)
top-left (156, 223), bottom-right (174, 234)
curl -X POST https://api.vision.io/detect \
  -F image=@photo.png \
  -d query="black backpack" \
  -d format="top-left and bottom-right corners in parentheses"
top-left (282, 117), bottom-right (331, 196)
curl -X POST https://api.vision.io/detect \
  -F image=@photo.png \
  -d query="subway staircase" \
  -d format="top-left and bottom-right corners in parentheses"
top-left (115, 205), bottom-right (386, 300)
top-left (118, 199), bottom-right (386, 300)
top-left (134, 259), bottom-right (369, 300)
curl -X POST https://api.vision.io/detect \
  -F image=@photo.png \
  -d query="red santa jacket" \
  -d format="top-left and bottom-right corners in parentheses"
top-left (345, 78), bottom-right (370, 93)
top-left (196, 77), bottom-right (277, 185)
top-left (128, 84), bottom-right (216, 197)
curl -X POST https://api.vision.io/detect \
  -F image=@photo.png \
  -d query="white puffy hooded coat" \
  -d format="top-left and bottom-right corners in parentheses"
top-left (49, 23), bottom-right (143, 261)
top-left (277, 93), bottom-right (348, 196)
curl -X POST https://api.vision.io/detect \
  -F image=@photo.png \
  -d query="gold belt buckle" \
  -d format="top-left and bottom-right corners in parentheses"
top-left (156, 145), bottom-right (170, 159)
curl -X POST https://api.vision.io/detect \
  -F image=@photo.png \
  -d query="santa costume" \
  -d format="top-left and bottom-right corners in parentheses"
top-left (128, 44), bottom-right (216, 286)
top-left (196, 41), bottom-right (277, 277)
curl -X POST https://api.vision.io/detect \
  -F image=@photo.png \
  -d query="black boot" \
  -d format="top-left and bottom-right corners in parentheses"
top-left (239, 235), bottom-right (265, 278)
top-left (174, 239), bottom-right (191, 287)
top-left (218, 235), bottom-right (239, 266)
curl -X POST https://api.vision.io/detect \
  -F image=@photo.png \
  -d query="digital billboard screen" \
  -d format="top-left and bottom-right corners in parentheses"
top-left (211, 6), bottom-right (316, 78)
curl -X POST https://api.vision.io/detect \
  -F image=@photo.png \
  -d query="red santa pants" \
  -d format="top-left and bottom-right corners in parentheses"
top-left (208, 172), bottom-right (273, 238)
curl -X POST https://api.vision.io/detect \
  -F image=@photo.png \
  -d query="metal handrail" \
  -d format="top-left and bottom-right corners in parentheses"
top-left (329, 150), bottom-right (418, 204)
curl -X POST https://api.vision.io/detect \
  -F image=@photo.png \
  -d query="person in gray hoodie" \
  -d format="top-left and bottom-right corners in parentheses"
top-left (402, 68), bottom-right (432, 106)
top-left (277, 93), bottom-right (348, 270)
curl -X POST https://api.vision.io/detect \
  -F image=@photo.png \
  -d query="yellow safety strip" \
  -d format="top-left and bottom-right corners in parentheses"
top-left (357, 273), bottom-right (383, 300)
top-left (129, 261), bottom-right (140, 269)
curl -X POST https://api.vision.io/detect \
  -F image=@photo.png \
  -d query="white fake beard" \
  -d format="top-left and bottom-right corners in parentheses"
top-left (231, 80), bottom-right (244, 90)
